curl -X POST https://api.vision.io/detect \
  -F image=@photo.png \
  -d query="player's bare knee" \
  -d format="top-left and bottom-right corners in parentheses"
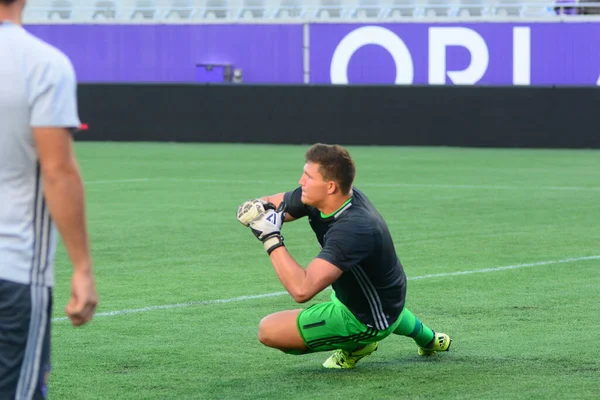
top-left (257, 316), bottom-right (275, 347)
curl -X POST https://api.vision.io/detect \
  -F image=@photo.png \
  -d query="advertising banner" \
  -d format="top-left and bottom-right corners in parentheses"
top-left (309, 23), bottom-right (600, 85)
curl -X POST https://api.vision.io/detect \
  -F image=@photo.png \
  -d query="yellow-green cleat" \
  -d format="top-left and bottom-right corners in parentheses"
top-left (417, 332), bottom-right (452, 356)
top-left (322, 342), bottom-right (379, 369)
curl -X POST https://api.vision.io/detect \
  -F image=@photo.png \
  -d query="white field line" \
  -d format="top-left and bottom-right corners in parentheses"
top-left (84, 178), bottom-right (600, 192)
top-left (51, 255), bottom-right (600, 323)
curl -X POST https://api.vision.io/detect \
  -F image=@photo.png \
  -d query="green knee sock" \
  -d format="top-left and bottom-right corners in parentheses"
top-left (392, 308), bottom-right (434, 347)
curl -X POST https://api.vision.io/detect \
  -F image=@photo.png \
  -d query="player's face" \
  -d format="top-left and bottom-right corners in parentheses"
top-left (299, 162), bottom-right (329, 207)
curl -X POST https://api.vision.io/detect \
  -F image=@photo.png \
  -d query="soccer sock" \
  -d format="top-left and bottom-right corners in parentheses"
top-left (392, 308), bottom-right (435, 348)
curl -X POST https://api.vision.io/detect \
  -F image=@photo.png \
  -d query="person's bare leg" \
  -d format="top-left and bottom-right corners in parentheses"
top-left (257, 309), bottom-right (307, 352)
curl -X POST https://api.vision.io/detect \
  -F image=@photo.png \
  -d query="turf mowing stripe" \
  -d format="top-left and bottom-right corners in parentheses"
top-left (52, 255), bottom-right (600, 323)
top-left (84, 178), bottom-right (600, 191)
top-left (86, 178), bottom-right (150, 185)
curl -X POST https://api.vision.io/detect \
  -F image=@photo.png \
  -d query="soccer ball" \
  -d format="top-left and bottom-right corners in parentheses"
top-left (237, 199), bottom-right (270, 226)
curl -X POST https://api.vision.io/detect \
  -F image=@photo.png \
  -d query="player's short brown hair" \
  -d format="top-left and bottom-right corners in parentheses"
top-left (0, 0), bottom-right (20, 5)
top-left (305, 143), bottom-right (356, 195)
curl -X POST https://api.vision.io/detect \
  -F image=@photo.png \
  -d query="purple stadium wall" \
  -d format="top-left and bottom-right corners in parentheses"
top-left (25, 22), bottom-right (600, 85)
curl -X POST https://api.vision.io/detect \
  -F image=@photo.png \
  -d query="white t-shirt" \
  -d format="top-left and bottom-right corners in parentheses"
top-left (0, 20), bottom-right (80, 287)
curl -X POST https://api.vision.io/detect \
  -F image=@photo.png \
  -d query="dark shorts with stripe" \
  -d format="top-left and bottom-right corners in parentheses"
top-left (0, 279), bottom-right (52, 400)
top-left (296, 292), bottom-right (403, 353)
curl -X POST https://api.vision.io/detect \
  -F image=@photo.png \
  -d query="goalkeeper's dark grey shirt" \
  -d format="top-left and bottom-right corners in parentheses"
top-left (284, 187), bottom-right (407, 330)
top-left (0, 21), bottom-right (80, 287)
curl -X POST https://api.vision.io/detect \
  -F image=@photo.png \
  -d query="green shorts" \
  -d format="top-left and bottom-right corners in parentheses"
top-left (296, 292), bottom-right (403, 353)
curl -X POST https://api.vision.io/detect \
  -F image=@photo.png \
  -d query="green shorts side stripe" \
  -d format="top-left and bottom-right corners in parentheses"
top-left (305, 327), bottom-right (378, 349)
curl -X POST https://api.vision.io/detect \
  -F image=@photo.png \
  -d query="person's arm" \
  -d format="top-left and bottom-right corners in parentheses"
top-left (28, 53), bottom-right (98, 326)
top-left (247, 207), bottom-right (356, 303)
top-left (268, 247), bottom-right (343, 303)
top-left (253, 213), bottom-right (373, 303)
top-left (267, 222), bottom-right (373, 303)
top-left (33, 127), bottom-right (97, 326)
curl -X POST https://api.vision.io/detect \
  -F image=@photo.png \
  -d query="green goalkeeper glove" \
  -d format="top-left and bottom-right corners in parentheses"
top-left (249, 202), bottom-right (287, 255)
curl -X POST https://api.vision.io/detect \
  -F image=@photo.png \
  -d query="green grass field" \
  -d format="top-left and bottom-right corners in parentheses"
top-left (50, 143), bottom-right (600, 399)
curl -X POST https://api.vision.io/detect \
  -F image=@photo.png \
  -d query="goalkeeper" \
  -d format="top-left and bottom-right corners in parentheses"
top-left (237, 143), bottom-right (452, 369)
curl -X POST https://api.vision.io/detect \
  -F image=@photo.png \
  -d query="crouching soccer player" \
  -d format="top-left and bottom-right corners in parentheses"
top-left (236, 143), bottom-right (451, 369)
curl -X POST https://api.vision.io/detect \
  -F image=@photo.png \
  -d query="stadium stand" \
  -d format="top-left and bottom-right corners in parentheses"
top-left (21, 0), bottom-right (600, 21)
